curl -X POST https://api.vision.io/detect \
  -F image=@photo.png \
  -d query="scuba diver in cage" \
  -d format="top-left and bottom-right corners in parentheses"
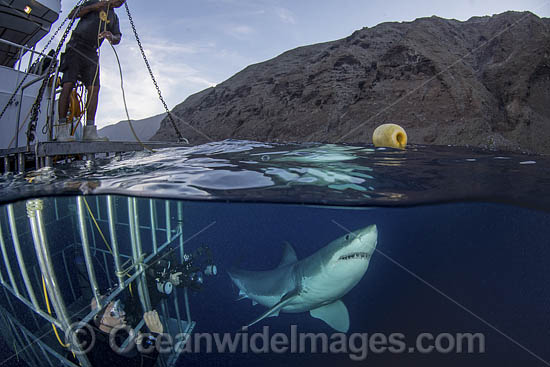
top-left (67, 296), bottom-right (163, 366)
top-left (67, 245), bottom-right (217, 366)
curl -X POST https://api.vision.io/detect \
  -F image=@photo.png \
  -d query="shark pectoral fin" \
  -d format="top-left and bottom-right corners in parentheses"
top-left (277, 242), bottom-right (298, 268)
top-left (310, 300), bottom-right (350, 333)
top-left (243, 289), bottom-right (299, 330)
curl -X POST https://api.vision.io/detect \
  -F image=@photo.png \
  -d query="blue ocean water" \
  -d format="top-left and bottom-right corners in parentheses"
top-left (0, 141), bottom-right (549, 367)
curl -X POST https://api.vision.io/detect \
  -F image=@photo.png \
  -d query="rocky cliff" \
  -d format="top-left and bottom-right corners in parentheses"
top-left (99, 113), bottom-right (165, 141)
top-left (152, 11), bottom-right (550, 154)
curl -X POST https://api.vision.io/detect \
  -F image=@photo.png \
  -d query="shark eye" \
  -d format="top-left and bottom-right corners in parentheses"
top-left (345, 234), bottom-right (350, 241)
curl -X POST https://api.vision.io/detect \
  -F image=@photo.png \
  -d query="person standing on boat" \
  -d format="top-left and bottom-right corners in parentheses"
top-left (56, 0), bottom-right (125, 141)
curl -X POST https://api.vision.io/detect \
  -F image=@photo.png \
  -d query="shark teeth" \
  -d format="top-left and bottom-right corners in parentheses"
top-left (339, 252), bottom-right (370, 261)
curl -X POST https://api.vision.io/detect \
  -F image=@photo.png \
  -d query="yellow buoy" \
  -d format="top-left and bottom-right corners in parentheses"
top-left (372, 124), bottom-right (407, 149)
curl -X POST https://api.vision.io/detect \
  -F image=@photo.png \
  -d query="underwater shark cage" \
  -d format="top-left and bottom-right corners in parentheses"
top-left (0, 195), bottom-right (196, 367)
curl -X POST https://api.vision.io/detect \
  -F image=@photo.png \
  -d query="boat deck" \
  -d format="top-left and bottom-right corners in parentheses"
top-left (0, 141), bottom-right (186, 173)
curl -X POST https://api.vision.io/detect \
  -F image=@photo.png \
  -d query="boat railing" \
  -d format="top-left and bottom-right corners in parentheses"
top-left (1, 36), bottom-right (60, 149)
top-left (0, 38), bottom-right (55, 73)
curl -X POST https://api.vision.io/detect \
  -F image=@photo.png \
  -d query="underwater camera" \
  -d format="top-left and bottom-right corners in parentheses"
top-left (121, 246), bottom-right (217, 327)
top-left (148, 245), bottom-right (217, 295)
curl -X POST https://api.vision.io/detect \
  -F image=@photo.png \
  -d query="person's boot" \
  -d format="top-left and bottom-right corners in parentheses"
top-left (55, 123), bottom-right (75, 142)
top-left (82, 125), bottom-right (108, 141)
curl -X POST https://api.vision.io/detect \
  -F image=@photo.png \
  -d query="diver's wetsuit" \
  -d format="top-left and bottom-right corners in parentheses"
top-left (60, 0), bottom-right (122, 87)
top-left (67, 320), bottom-right (160, 367)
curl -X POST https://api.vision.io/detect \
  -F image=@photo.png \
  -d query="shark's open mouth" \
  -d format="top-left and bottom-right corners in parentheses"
top-left (339, 252), bottom-right (370, 261)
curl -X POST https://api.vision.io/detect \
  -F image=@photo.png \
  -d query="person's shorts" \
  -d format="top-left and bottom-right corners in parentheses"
top-left (60, 45), bottom-right (100, 87)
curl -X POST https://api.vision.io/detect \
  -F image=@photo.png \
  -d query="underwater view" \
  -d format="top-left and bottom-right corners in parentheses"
top-left (0, 141), bottom-right (549, 367)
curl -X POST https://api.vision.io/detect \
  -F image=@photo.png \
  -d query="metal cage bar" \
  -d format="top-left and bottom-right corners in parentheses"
top-left (0, 218), bottom-right (20, 296)
top-left (177, 202), bottom-right (184, 263)
top-left (7, 204), bottom-right (40, 310)
top-left (107, 195), bottom-right (125, 289)
top-left (165, 201), bottom-right (171, 241)
top-left (27, 199), bottom-right (92, 367)
top-left (0, 303), bottom-right (81, 367)
top-left (1, 196), bottom-right (192, 367)
top-left (150, 199), bottom-right (158, 253)
top-left (76, 196), bottom-right (101, 308)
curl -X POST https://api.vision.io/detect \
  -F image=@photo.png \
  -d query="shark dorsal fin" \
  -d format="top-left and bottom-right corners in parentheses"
top-left (277, 242), bottom-right (298, 268)
top-left (310, 300), bottom-right (350, 332)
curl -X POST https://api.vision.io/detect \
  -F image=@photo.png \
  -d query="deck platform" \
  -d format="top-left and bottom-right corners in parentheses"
top-left (0, 141), bottom-right (186, 173)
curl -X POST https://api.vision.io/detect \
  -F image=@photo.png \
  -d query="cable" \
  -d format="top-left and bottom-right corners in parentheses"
top-left (82, 197), bottom-right (112, 253)
top-left (41, 276), bottom-right (70, 348)
top-left (109, 42), bottom-right (154, 152)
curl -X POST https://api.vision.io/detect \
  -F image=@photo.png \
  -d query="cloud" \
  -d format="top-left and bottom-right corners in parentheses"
top-left (94, 38), bottom-right (218, 127)
top-left (224, 24), bottom-right (255, 39)
top-left (274, 7), bottom-right (296, 24)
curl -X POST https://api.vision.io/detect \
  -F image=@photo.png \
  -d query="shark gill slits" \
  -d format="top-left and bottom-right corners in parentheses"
top-left (338, 252), bottom-right (370, 261)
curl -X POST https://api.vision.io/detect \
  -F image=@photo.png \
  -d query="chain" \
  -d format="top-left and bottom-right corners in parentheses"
top-left (26, 1), bottom-right (86, 147)
top-left (0, 0), bottom-right (86, 122)
top-left (124, 2), bottom-right (188, 143)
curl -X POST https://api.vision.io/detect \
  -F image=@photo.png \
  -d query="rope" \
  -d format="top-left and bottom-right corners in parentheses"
top-left (108, 42), bottom-right (154, 152)
top-left (72, 2), bottom-right (153, 151)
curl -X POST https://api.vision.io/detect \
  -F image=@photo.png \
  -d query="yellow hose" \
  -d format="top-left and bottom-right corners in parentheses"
top-left (83, 197), bottom-right (135, 300)
top-left (41, 276), bottom-right (70, 348)
top-left (67, 88), bottom-right (83, 122)
top-left (372, 123), bottom-right (408, 149)
top-left (82, 197), bottom-right (113, 253)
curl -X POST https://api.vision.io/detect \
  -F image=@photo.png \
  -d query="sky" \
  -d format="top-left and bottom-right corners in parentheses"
top-left (36, 0), bottom-right (550, 128)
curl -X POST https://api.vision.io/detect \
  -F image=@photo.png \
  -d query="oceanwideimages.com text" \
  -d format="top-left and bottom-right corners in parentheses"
top-left (70, 324), bottom-right (485, 361)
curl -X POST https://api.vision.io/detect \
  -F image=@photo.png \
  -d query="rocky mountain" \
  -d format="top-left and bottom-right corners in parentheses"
top-left (152, 11), bottom-right (550, 154)
top-left (99, 113), bottom-right (166, 141)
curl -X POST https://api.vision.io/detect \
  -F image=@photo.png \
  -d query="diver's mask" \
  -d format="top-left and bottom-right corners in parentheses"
top-left (109, 300), bottom-right (125, 318)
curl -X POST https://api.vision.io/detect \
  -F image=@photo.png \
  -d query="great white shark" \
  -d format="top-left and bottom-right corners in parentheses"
top-left (228, 224), bottom-right (378, 332)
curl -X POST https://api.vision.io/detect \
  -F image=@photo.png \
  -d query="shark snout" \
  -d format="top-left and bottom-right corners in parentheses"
top-left (366, 224), bottom-right (377, 235)
top-left (359, 224), bottom-right (377, 252)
